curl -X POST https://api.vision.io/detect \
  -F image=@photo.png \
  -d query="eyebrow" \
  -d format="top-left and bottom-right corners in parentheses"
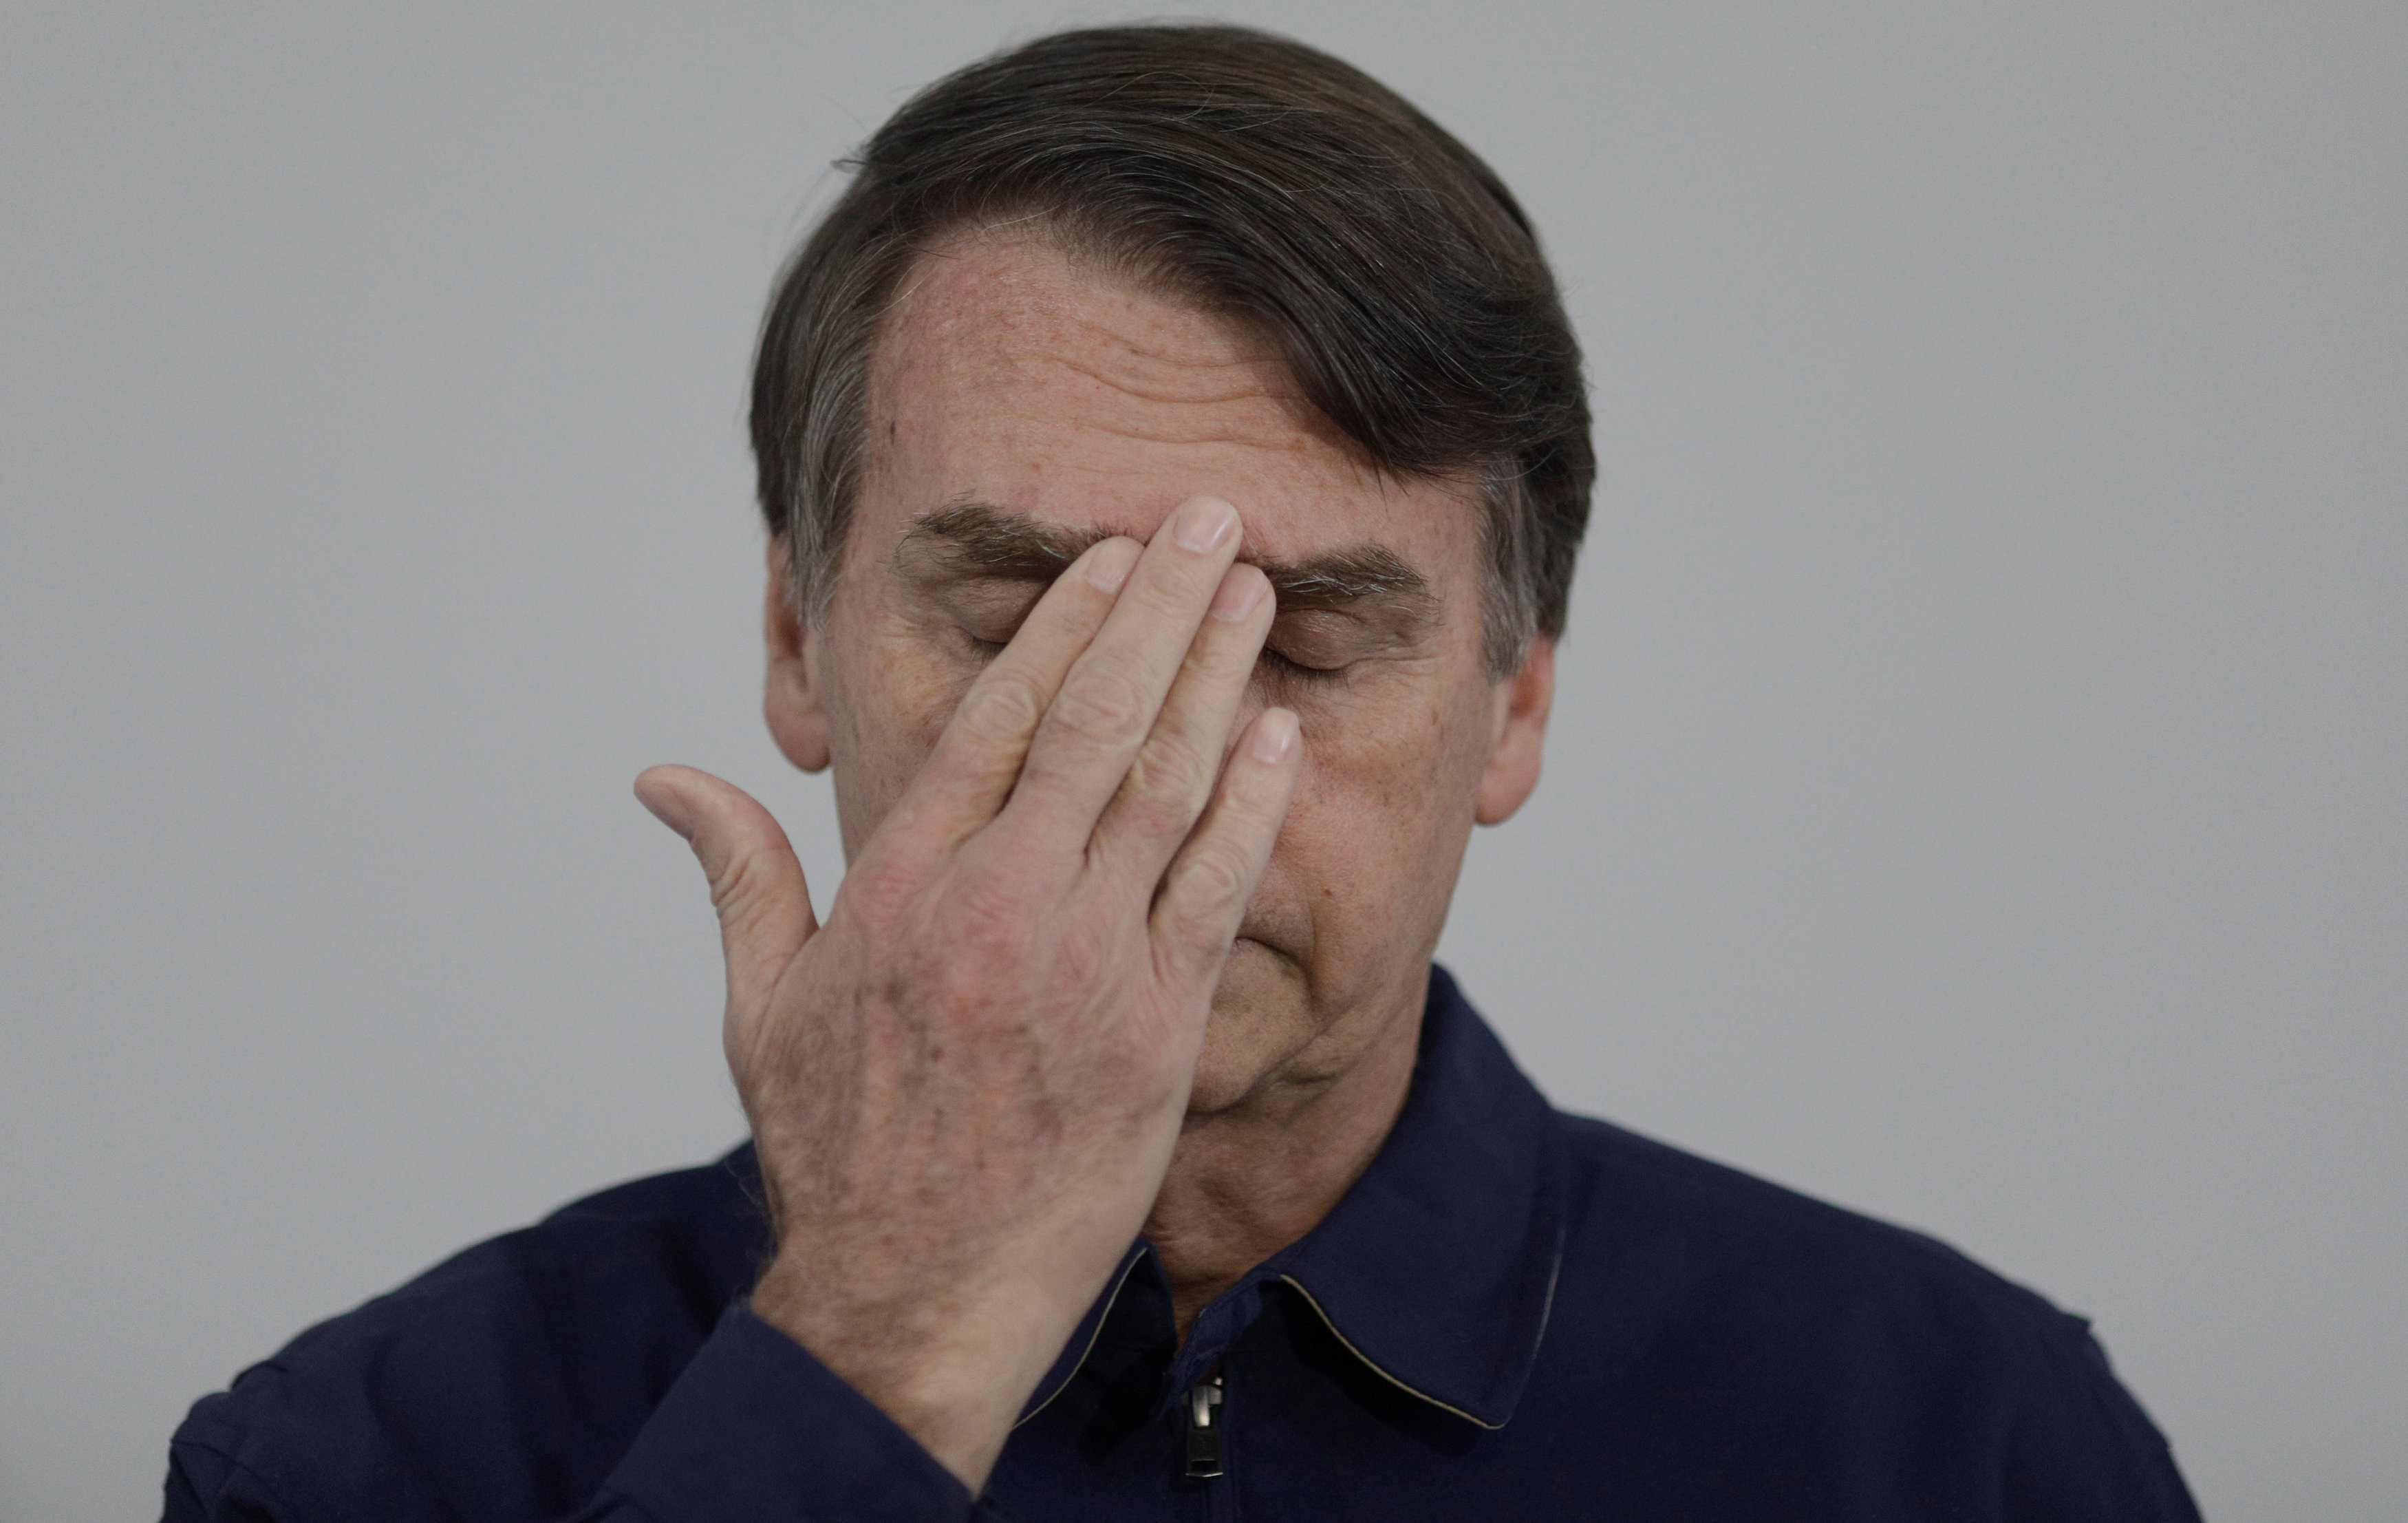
top-left (899, 500), bottom-right (1437, 620)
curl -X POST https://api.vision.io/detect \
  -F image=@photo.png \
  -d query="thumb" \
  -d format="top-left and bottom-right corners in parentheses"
top-left (634, 764), bottom-right (817, 1014)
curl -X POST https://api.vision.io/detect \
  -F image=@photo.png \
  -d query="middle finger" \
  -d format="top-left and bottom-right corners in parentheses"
top-left (1000, 496), bottom-right (1245, 844)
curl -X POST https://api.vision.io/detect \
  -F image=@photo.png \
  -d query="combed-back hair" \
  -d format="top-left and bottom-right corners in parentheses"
top-left (751, 23), bottom-right (1593, 672)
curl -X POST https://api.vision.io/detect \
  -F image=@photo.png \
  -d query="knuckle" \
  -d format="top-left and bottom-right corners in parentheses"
top-left (1044, 669), bottom-right (1148, 749)
top-left (1110, 788), bottom-right (1195, 844)
top-left (1125, 572), bottom-right (1200, 622)
top-left (1122, 736), bottom-right (1210, 811)
top-left (1052, 919), bottom-right (1121, 990)
top-left (957, 674), bottom-right (1044, 744)
top-left (1181, 841), bottom-right (1256, 910)
top-left (1194, 632), bottom-right (1259, 685)
top-left (705, 849), bottom-right (771, 918)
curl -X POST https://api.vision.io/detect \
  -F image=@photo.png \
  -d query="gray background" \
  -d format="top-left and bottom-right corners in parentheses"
top-left (3, 3), bottom-right (2401, 1517)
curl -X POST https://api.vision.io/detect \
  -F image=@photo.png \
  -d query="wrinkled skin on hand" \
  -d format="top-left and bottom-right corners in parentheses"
top-left (636, 499), bottom-right (1300, 1488)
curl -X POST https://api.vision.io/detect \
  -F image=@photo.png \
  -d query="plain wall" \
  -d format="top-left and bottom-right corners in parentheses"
top-left (3, 3), bottom-right (2402, 1518)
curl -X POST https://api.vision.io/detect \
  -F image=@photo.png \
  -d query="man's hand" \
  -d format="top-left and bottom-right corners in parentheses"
top-left (632, 497), bottom-right (1298, 1490)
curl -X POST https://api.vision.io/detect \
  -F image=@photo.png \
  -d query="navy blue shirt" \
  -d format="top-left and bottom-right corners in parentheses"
top-left (166, 968), bottom-right (2200, 1520)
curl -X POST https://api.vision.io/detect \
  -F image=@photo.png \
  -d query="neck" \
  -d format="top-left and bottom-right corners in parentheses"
top-left (1143, 992), bottom-right (1425, 1339)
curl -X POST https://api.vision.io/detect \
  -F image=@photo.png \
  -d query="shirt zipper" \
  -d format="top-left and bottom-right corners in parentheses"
top-left (1182, 1370), bottom-right (1226, 1480)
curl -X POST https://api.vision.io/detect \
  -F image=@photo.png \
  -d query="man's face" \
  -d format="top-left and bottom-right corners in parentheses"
top-left (767, 231), bottom-right (1551, 1112)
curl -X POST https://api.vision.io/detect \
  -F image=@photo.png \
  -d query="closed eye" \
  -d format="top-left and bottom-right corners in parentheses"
top-left (954, 631), bottom-right (1339, 684)
top-left (1260, 647), bottom-right (1348, 684)
top-left (958, 627), bottom-right (1348, 687)
top-left (940, 582), bottom-right (1049, 656)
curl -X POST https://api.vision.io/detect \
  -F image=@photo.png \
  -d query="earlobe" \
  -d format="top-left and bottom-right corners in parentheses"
top-left (762, 538), bottom-right (833, 775)
top-left (1474, 637), bottom-right (1555, 827)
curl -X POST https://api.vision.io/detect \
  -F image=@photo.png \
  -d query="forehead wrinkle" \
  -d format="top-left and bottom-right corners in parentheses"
top-left (1054, 288), bottom-right (1272, 360)
top-left (987, 405), bottom-right (1333, 458)
top-left (1026, 350), bottom-right (1297, 414)
top-left (890, 244), bottom-right (1308, 425)
top-left (894, 247), bottom-right (1269, 391)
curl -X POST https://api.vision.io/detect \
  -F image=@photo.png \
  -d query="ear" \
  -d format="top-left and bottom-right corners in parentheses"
top-left (1474, 636), bottom-right (1555, 827)
top-left (762, 537), bottom-right (832, 774)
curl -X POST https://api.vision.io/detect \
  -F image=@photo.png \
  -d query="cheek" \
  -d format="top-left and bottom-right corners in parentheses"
top-left (823, 613), bottom-right (982, 833)
top-left (1294, 679), bottom-right (1489, 823)
top-left (1276, 687), bottom-right (1487, 900)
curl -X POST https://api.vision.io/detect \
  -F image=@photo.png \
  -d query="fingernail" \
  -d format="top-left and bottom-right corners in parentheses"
top-left (1173, 496), bottom-right (1238, 555)
top-left (1084, 537), bottom-right (1141, 593)
top-left (1249, 707), bottom-right (1300, 764)
top-left (1209, 566), bottom-right (1266, 621)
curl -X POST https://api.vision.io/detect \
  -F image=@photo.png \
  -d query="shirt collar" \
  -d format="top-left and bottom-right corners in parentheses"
top-left (1019, 963), bottom-right (1565, 1431)
top-left (1260, 963), bottom-right (1565, 1429)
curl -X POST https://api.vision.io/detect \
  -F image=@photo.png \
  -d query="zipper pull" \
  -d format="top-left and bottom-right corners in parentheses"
top-left (1182, 1372), bottom-right (1225, 1479)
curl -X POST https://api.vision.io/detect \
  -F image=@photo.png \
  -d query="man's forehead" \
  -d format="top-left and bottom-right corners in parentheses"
top-left (866, 232), bottom-right (1485, 593)
top-left (889, 230), bottom-right (1284, 380)
top-left (872, 235), bottom-right (1362, 481)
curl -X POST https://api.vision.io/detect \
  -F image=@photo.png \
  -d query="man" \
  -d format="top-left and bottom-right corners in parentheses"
top-left (166, 25), bottom-right (2200, 1521)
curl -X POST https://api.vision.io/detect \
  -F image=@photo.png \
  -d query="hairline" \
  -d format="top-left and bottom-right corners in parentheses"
top-left (787, 220), bottom-right (1534, 673)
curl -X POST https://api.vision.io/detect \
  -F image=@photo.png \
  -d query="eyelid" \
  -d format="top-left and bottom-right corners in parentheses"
top-left (1270, 604), bottom-right (1399, 654)
top-left (1262, 647), bottom-right (1348, 683)
top-left (932, 578), bottom-right (1049, 637)
top-left (1262, 613), bottom-right (1368, 672)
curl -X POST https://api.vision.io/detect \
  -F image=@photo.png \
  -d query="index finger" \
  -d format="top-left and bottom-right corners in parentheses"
top-left (881, 534), bottom-right (1145, 849)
